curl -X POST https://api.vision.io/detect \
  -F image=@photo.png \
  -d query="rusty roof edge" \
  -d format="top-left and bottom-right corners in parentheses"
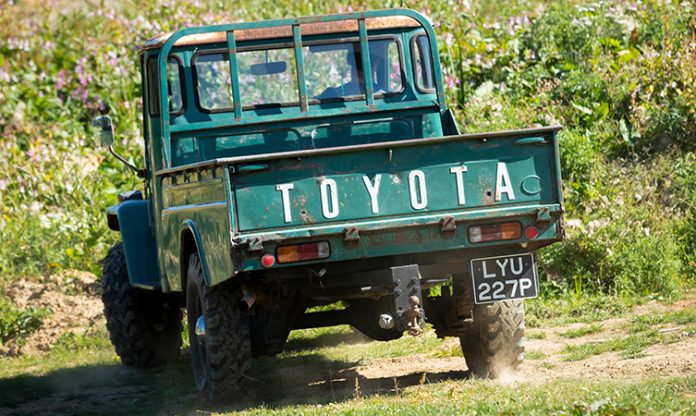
top-left (142, 13), bottom-right (423, 51)
top-left (153, 125), bottom-right (563, 177)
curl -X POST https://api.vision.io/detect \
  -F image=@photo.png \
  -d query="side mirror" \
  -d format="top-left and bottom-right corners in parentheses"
top-left (91, 115), bottom-right (146, 178)
top-left (92, 115), bottom-right (115, 147)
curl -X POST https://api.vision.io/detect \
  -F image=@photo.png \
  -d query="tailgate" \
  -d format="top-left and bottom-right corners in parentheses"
top-left (230, 126), bottom-right (562, 233)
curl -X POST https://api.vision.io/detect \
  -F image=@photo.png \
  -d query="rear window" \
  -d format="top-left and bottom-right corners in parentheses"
top-left (147, 57), bottom-right (184, 116)
top-left (238, 47), bottom-right (299, 107)
top-left (193, 38), bottom-right (404, 111)
top-left (304, 39), bottom-right (403, 101)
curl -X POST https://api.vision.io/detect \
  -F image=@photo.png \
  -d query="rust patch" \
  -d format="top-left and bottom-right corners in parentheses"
top-left (300, 208), bottom-right (313, 224)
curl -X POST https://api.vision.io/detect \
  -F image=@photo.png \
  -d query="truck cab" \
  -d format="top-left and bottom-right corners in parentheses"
top-left (98, 9), bottom-right (563, 402)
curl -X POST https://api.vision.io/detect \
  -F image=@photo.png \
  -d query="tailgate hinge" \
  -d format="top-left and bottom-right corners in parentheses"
top-left (247, 237), bottom-right (264, 254)
top-left (440, 216), bottom-right (457, 238)
top-left (535, 207), bottom-right (551, 225)
top-left (343, 226), bottom-right (360, 247)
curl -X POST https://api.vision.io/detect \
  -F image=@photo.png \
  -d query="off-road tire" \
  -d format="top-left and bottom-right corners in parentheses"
top-left (186, 254), bottom-right (251, 403)
top-left (460, 300), bottom-right (525, 378)
top-left (102, 242), bottom-right (182, 368)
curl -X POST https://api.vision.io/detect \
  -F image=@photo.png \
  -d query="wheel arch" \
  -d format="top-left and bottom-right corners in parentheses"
top-left (180, 220), bottom-right (213, 289)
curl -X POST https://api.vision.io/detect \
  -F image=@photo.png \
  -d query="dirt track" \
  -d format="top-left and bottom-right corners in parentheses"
top-left (0, 280), bottom-right (694, 415)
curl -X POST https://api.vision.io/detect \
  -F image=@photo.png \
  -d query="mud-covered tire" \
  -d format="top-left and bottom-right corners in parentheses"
top-left (460, 300), bottom-right (525, 378)
top-left (102, 242), bottom-right (182, 368)
top-left (186, 254), bottom-right (251, 403)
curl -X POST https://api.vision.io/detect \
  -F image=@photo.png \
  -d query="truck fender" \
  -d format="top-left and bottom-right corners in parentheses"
top-left (180, 220), bottom-right (213, 287)
top-left (107, 200), bottom-right (161, 289)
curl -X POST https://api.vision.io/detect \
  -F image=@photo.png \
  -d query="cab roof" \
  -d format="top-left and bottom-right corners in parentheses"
top-left (142, 15), bottom-right (422, 51)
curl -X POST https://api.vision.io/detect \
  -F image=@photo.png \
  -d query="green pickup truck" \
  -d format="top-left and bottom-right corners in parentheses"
top-left (95, 9), bottom-right (564, 401)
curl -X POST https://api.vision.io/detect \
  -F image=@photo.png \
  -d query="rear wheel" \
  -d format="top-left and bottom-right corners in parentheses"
top-left (460, 300), bottom-right (525, 378)
top-left (186, 253), bottom-right (251, 403)
top-left (102, 243), bottom-right (182, 368)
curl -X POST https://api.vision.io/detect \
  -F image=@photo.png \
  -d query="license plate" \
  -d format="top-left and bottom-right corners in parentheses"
top-left (470, 253), bottom-right (539, 304)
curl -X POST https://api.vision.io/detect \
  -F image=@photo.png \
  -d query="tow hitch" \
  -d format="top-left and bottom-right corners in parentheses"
top-left (379, 265), bottom-right (425, 336)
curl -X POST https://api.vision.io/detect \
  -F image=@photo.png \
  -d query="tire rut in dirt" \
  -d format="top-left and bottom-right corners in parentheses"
top-left (186, 254), bottom-right (251, 403)
top-left (101, 242), bottom-right (182, 368)
top-left (460, 300), bottom-right (525, 378)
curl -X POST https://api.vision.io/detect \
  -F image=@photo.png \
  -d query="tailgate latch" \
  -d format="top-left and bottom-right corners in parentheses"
top-left (440, 216), bottom-right (457, 238)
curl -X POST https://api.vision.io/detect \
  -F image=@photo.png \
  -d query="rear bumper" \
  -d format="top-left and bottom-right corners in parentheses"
top-left (234, 203), bottom-right (563, 272)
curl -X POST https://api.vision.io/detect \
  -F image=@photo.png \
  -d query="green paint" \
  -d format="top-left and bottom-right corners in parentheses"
top-left (118, 9), bottom-right (563, 290)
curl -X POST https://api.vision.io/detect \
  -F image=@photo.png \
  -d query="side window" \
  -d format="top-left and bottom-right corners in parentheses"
top-left (412, 35), bottom-right (435, 91)
top-left (368, 39), bottom-right (403, 94)
top-left (194, 53), bottom-right (235, 112)
top-left (147, 57), bottom-right (184, 116)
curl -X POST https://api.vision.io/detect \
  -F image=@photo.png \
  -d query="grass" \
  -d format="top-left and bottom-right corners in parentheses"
top-left (225, 376), bottom-right (696, 415)
top-left (0, 299), bottom-right (47, 344)
top-left (559, 323), bottom-right (603, 339)
top-left (526, 330), bottom-right (546, 340)
top-left (525, 294), bottom-right (635, 327)
top-left (525, 351), bottom-right (546, 360)
top-left (1, 327), bottom-right (694, 416)
top-left (631, 309), bottom-right (696, 333)
top-left (562, 331), bottom-right (663, 361)
top-left (1, 293), bottom-right (695, 414)
top-left (562, 310), bottom-right (696, 361)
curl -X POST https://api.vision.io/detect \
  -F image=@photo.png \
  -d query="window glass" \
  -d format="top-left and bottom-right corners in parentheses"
top-left (369, 39), bottom-right (403, 94)
top-left (303, 39), bottom-right (403, 101)
top-left (194, 53), bottom-right (234, 111)
top-left (413, 35), bottom-right (435, 91)
top-left (237, 48), bottom-right (298, 107)
top-left (147, 57), bottom-right (184, 115)
top-left (303, 43), bottom-right (363, 100)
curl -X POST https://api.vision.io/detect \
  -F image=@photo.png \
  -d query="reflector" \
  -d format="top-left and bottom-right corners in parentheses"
top-left (525, 226), bottom-right (539, 239)
top-left (261, 253), bottom-right (276, 268)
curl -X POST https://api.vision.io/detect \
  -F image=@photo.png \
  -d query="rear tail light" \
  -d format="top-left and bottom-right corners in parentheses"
top-left (525, 226), bottom-right (539, 239)
top-left (276, 241), bottom-right (330, 264)
top-left (469, 222), bottom-right (522, 243)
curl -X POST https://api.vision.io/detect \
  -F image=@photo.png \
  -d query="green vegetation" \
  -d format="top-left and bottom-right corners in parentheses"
top-left (0, 0), bottom-right (693, 303)
top-left (0, 299), bottom-right (46, 345)
top-left (52, 330), bottom-right (112, 353)
top-left (525, 350), bottom-right (547, 360)
top-left (562, 331), bottom-right (663, 361)
top-left (559, 323), bottom-right (603, 339)
top-left (630, 309), bottom-right (696, 332)
top-left (526, 293), bottom-right (633, 326)
top-left (0, 1), bottom-right (694, 413)
top-left (1, 321), bottom-right (694, 415)
top-left (562, 310), bottom-right (696, 361)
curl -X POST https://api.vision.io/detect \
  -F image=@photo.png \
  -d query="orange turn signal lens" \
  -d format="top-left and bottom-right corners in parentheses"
top-left (469, 222), bottom-right (522, 243)
top-left (276, 241), bottom-right (330, 264)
